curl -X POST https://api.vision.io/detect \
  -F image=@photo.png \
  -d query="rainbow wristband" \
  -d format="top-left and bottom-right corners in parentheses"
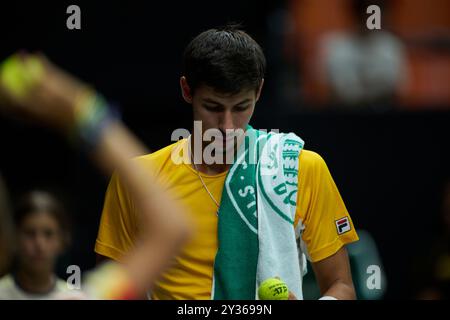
top-left (70, 89), bottom-right (120, 152)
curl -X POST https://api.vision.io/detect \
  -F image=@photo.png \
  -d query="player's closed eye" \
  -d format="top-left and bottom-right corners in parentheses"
top-left (203, 104), bottom-right (222, 112)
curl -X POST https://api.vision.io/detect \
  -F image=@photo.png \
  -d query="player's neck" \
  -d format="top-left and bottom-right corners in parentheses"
top-left (197, 162), bottom-right (230, 175)
top-left (189, 134), bottom-right (231, 175)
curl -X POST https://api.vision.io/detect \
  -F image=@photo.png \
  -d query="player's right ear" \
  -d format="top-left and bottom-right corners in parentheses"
top-left (180, 76), bottom-right (193, 104)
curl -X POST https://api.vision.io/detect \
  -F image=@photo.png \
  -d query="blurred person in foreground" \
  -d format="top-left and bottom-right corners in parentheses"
top-left (95, 25), bottom-right (359, 300)
top-left (0, 53), bottom-right (193, 299)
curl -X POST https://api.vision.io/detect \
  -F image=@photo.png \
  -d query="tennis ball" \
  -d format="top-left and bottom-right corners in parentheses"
top-left (0, 54), bottom-right (44, 100)
top-left (0, 55), bottom-right (27, 99)
top-left (258, 277), bottom-right (289, 300)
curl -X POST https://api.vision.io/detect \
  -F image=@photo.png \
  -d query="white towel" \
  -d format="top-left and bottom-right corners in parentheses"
top-left (256, 132), bottom-right (307, 299)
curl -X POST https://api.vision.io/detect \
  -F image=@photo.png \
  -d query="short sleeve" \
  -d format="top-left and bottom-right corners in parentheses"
top-left (95, 172), bottom-right (137, 262)
top-left (294, 150), bottom-right (359, 262)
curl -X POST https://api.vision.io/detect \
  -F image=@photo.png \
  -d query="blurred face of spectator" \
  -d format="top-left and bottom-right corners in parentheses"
top-left (16, 211), bottom-right (63, 274)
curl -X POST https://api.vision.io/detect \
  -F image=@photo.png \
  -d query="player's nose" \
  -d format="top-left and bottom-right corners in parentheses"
top-left (218, 110), bottom-right (235, 132)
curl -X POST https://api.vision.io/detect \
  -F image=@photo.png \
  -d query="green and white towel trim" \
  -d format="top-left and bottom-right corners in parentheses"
top-left (212, 126), bottom-right (307, 300)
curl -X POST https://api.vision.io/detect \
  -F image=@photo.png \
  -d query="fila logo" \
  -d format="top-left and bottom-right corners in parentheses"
top-left (335, 217), bottom-right (351, 235)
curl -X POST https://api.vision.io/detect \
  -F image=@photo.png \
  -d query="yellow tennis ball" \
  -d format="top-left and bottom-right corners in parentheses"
top-left (0, 55), bottom-right (27, 99)
top-left (0, 54), bottom-right (44, 100)
top-left (258, 277), bottom-right (289, 300)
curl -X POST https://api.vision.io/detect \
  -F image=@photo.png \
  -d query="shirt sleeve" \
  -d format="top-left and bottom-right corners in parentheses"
top-left (294, 150), bottom-right (359, 262)
top-left (95, 172), bottom-right (137, 262)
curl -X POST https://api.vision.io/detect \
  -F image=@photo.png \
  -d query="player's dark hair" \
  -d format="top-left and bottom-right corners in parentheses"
top-left (183, 24), bottom-right (266, 95)
top-left (13, 191), bottom-right (71, 248)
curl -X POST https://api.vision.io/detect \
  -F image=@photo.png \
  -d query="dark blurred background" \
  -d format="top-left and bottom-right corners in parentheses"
top-left (0, 0), bottom-right (449, 299)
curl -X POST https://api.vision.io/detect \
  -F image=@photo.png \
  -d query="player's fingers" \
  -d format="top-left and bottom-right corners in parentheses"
top-left (288, 291), bottom-right (297, 300)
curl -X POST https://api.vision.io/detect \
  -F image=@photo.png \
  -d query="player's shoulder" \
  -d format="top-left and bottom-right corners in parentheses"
top-left (133, 139), bottom-right (186, 173)
top-left (299, 149), bottom-right (326, 169)
top-left (298, 149), bottom-right (331, 180)
top-left (136, 139), bottom-right (184, 161)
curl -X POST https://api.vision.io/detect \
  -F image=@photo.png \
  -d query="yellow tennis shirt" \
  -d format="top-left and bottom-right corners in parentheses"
top-left (95, 139), bottom-right (359, 299)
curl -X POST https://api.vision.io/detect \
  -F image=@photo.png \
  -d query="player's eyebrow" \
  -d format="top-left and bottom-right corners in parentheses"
top-left (233, 98), bottom-right (252, 106)
top-left (202, 98), bottom-right (222, 106)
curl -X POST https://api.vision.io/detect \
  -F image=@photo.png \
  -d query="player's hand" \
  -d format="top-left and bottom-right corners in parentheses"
top-left (0, 52), bottom-right (89, 131)
top-left (288, 291), bottom-right (297, 300)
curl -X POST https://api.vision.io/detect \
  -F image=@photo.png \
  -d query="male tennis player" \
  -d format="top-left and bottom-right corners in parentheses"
top-left (95, 25), bottom-right (359, 300)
